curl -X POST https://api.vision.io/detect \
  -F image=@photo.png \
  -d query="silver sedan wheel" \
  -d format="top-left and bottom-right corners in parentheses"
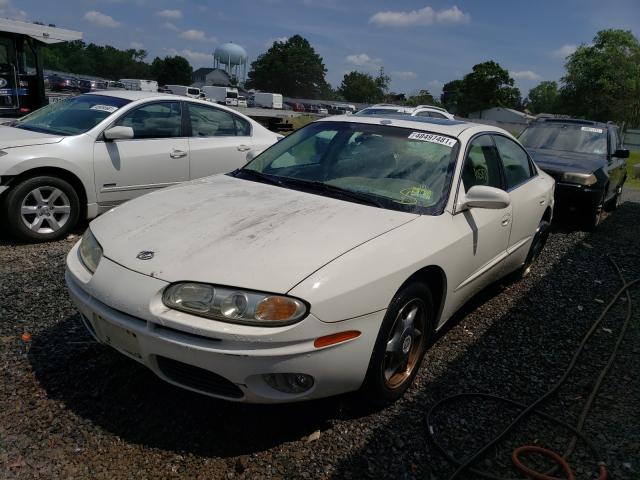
top-left (20, 186), bottom-right (71, 234)
top-left (383, 298), bottom-right (427, 389)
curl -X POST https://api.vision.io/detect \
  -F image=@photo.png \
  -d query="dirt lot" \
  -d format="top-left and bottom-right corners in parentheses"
top-left (1, 191), bottom-right (639, 480)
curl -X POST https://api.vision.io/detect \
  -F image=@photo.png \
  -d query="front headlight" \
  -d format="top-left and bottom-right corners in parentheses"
top-left (559, 172), bottom-right (597, 186)
top-left (79, 228), bottom-right (103, 273)
top-left (163, 282), bottom-right (308, 326)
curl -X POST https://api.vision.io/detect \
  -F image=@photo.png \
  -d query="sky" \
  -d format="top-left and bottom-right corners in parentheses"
top-left (3, 0), bottom-right (640, 97)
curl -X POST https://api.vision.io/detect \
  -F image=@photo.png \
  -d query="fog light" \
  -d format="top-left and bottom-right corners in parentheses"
top-left (263, 373), bottom-right (314, 393)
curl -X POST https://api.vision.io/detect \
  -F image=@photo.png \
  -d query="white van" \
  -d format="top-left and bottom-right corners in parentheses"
top-left (165, 85), bottom-right (201, 99)
top-left (119, 79), bottom-right (158, 92)
top-left (253, 92), bottom-right (283, 109)
top-left (202, 86), bottom-right (239, 106)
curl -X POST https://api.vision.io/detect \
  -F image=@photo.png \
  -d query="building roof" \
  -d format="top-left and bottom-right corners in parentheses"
top-left (192, 67), bottom-right (215, 76)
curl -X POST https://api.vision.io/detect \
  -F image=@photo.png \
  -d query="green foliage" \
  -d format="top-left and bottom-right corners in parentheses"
top-left (627, 151), bottom-right (640, 190)
top-left (560, 29), bottom-right (640, 127)
top-left (245, 35), bottom-right (330, 98)
top-left (338, 71), bottom-right (387, 103)
top-left (526, 81), bottom-right (560, 114)
top-left (41, 41), bottom-right (153, 79)
top-left (440, 79), bottom-right (463, 114)
top-left (405, 89), bottom-right (439, 107)
top-left (150, 56), bottom-right (193, 86)
top-left (445, 61), bottom-right (521, 116)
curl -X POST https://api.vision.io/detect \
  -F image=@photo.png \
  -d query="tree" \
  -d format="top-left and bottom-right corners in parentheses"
top-left (338, 71), bottom-right (387, 103)
top-left (406, 89), bottom-right (438, 107)
top-left (560, 29), bottom-right (640, 126)
top-left (246, 35), bottom-right (330, 98)
top-left (456, 61), bottom-right (521, 116)
top-left (526, 81), bottom-right (560, 114)
top-left (151, 56), bottom-right (193, 86)
top-left (440, 79), bottom-right (463, 113)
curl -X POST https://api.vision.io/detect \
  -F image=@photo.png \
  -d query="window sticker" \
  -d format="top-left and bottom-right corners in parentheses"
top-left (90, 104), bottom-right (118, 113)
top-left (581, 126), bottom-right (603, 134)
top-left (396, 185), bottom-right (433, 205)
top-left (408, 132), bottom-right (456, 148)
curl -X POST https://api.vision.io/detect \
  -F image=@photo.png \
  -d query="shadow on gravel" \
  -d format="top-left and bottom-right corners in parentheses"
top-left (25, 202), bottom-right (640, 478)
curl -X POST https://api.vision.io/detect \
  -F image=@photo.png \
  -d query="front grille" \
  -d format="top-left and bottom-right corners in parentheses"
top-left (156, 356), bottom-right (243, 399)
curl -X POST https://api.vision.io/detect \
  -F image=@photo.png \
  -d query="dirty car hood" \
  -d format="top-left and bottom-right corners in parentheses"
top-left (91, 175), bottom-right (418, 293)
top-left (528, 148), bottom-right (604, 174)
top-left (0, 125), bottom-right (64, 148)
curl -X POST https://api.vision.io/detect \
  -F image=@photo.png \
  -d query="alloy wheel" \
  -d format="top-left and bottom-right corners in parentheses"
top-left (20, 186), bottom-right (72, 234)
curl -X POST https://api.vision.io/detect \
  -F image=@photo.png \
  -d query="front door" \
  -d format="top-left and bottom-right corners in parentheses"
top-left (93, 101), bottom-right (189, 206)
top-left (0, 38), bottom-right (18, 112)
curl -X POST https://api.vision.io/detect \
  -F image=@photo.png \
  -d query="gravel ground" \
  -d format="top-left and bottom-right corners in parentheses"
top-left (1, 189), bottom-right (639, 480)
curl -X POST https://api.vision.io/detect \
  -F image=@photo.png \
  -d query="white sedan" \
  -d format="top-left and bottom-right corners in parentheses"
top-left (0, 91), bottom-right (280, 241)
top-left (65, 115), bottom-right (554, 405)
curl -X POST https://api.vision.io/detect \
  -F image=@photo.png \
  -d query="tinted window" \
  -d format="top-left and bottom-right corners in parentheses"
top-left (462, 135), bottom-right (503, 191)
top-left (429, 112), bottom-right (447, 119)
top-left (188, 103), bottom-right (239, 137)
top-left (610, 128), bottom-right (620, 153)
top-left (493, 135), bottom-right (534, 189)
top-left (116, 102), bottom-right (181, 139)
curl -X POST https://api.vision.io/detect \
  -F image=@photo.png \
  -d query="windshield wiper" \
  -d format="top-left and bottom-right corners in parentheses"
top-left (233, 169), bottom-right (283, 186)
top-left (277, 177), bottom-right (385, 208)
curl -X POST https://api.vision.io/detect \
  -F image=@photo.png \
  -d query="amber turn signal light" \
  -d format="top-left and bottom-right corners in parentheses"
top-left (314, 330), bottom-right (361, 348)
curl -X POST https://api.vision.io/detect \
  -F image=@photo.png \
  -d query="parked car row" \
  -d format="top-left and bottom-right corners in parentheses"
top-left (0, 94), bottom-right (629, 408)
top-left (47, 74), bottom-right (125, 93)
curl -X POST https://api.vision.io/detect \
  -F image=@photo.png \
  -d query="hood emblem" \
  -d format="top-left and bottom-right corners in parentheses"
top-left (136, 251), bottom-right (154, 260)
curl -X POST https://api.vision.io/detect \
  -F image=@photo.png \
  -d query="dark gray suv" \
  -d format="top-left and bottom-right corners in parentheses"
top-left (519, 118), bottom-right (628, 229)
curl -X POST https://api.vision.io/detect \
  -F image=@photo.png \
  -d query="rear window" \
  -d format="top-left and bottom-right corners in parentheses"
top-left (188, 88), bottom-right (200, 96)
top-left (519, 123), bottom-right (607, 155)
top-left (359, 108), bottom-right (403, 116)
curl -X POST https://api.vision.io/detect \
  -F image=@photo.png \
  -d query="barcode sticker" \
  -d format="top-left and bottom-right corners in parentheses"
top-left (90, 104), bottom-right (118, 113)
top-left (408, 132), bottom-right (456, 147)
top-left (581, 126), bottom-right (603, 134)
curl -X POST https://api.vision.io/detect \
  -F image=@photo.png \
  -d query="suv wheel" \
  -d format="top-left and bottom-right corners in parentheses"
top-left (604, 181), bottom-right (624, 212)
top-left (3, 176), bottom-right (80, 242)
top-left (584, 192), bottom-right (605, 231)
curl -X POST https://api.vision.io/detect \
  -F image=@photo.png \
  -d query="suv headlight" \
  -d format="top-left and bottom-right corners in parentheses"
top-left (163, 282), bottom-right (309, 326)
top-left (79, 228), bottom-right (103, 273)
top-left (559, 172), bottom-right (597, 186)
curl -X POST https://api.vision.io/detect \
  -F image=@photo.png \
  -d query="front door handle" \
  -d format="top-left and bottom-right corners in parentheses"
top-left (170, 149), bottom-right (187, 159)
top-left (539, 198), bottom-right (546, 205)
top-left (237, 145), bottom-right (251, 152)
top-left (501, 214), bottom-right (511, 227)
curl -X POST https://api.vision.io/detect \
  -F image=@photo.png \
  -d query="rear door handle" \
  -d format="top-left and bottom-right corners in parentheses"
top-left (170, 149), bottom-right (187, 159)
top-left (237, 145), bottom-right (251, 152)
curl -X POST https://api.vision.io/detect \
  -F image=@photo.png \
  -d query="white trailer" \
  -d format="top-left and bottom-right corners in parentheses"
top-left (119, 79), bottom-right (158, 92)
top-left (202, 86), bottom-right (238, 106)
top-left (253, 92), bottom-right (283, 109)
top-left (165, 85), bottom-right (200, 98)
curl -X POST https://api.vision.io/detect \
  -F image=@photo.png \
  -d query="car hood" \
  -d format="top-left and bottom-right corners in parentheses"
top-left (91, 175), bottom-right (418, 293)
top-left (527, 148), bottom-right (603, 174)
top-left (0, 126), bottom-right (65, 149)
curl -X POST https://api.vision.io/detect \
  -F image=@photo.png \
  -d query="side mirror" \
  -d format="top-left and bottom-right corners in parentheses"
top-left (103, 126), bottom-right (134, 141)
top-left (612, 149), bottom-right (630, 159)
top-left (458, 185), bottom-right (511, 211)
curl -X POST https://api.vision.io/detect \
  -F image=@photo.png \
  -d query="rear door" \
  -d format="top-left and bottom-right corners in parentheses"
top-left (0, 38), bottom-right (18, 112)
top-left (492, 134), bottom-right (547, 268)
top-left (186, 102), bottom-right (255, 179)
top-left (93, 100), bottom-right (189, 206)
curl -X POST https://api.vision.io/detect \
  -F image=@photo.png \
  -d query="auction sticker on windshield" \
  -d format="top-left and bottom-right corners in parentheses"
top-left (581, 126), bottom-right (603, 134)
top-left (90, 104), bottom-right (118, 113)
top-left (408, 132), bottom-right (456, 148)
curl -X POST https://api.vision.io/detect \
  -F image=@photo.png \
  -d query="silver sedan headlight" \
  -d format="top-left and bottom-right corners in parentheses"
top-left (559, 172), bottom-right (597, 186)
top-left (163, 282), bottom-right (308, 326)
top-left (79, 228), bottom-right (103, 273)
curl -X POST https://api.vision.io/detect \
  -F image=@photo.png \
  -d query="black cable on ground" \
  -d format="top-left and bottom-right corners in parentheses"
top-left (425, 257), bottom-right (638, 480)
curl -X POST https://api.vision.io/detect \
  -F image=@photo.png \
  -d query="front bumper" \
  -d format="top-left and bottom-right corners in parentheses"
top-left (552, 182), bottom-right (603, 214)
top-left (65, 242), bottom-right (383, 403)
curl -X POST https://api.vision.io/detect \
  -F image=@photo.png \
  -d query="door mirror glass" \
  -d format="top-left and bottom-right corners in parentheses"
top-left (612, 149), bottom-right (630, 159)
top-left (103, 126), bottom-right (134, 140)
top-left (459, 185), bottom-right (511, 210)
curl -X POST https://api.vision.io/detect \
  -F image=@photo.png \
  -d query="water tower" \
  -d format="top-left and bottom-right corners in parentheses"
top-left (213, 42), bottom-right (248, 83)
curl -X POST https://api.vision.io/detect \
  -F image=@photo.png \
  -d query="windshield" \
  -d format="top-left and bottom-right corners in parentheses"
top-left (358, 108), bottom-right (404, 116)
top-left (519, 124), bottom-right (607, 155)
top-left (238, 121), bottom-right (458, 214)
top-left (227, 91), bottom-right (238, 98)
top-left (14, 95), bottom-right (130, 136)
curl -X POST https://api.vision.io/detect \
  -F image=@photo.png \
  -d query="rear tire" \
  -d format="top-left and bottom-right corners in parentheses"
top-left (517, 219), bottom-right (551, 279)
top-left (3, 176), bottom-right (80, 242)
top-left (360, 282), bottom-right (434, 407)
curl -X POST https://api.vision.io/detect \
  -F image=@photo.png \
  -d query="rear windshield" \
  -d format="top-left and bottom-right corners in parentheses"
top-left (227, 91), bottom-right (238, 98)
top-left (187, 88), bottom-right (200, 96)
top-left (519, 124), bottom-right (607, 155)
top-left (359, 108), bottom-right (403, 116)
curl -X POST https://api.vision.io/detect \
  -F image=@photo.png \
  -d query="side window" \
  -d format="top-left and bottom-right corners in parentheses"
top-left (188, 103), bottom-right (238, 137)
top-left (493, 135), bottom-right (535, 189)
top-left (234, 115), bottom-right (251, 136)
top-left (415, 111), bottom-right (431, 117)
top-left (115, 102), bottom-right (181, 139)
top-left (609, 128), bottom-right (620, 153)
top-left (462, 135), bottom-right (504, 192)
top-left (429, 112), bottom-right (447, 119)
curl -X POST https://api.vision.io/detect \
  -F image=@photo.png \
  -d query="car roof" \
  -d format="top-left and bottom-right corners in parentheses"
top-left (85, 90), bottom-right (170, 101)
top-left (320, 114), bottom-right (506, 138)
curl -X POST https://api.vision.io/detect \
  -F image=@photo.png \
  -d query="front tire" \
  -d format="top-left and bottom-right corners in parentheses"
top-left (604, 181), bottom-right (625, 212)
top-left (3, 176), bottom-right (80, 242)
top-left (583, 192), bottom-right (605, 231)
top-left (360, 282), bottom-right (434, 406)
